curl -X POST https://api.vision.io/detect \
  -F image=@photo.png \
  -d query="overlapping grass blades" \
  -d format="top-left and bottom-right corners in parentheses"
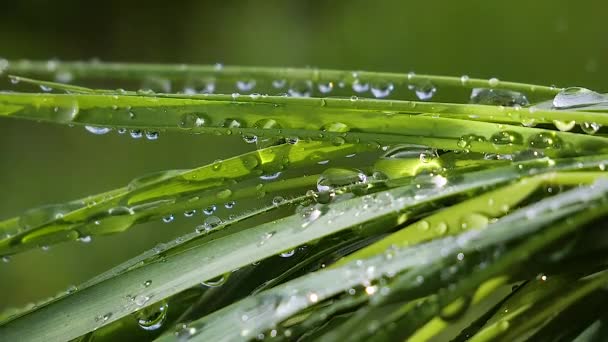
top-left (1, 60), bottom-right (608, 341)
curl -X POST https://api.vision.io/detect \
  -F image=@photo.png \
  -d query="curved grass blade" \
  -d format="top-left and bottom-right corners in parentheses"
top-left (318, 181), bottom-right (608, 341)
top-left (3, 60), bottom-right (561, 100)
top-left (0, 141), bottom-right (369, 256)
top-left (0, 153), bottom-right (554, 341)
top-left (8, 74), bottom-right (608, 130)
top-left (2, 92), bottom-right (608, 157)
top-left (336, 171), bottom-right (606, 265)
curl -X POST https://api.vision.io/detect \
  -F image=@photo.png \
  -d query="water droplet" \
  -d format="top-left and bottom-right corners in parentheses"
top-left (460, 75), bottom-right (470, 85)
top-left (322, 122), bottom-right (350, 133)
top-left (488, 77), bottom-right (500, 87)
top-left (78, 235), bottom-right (92, 243)
top-left (528, 132), bottom-right (563, 149)
top-left (203, 205), bottom-right (217, 215)
top-left (272, 79), bottom-right (286, 89)
top-left (202, 274), bottom-right (228, 287)
top-left (199, 216), bottom-right (222, 232)
top-left (162, 214), bottom-right (174, 223)
top-left (40, 84), bottom-right (53, 92)
top-left (490, 131), bottom-right (524, 145)
top-left (184, 210), bottom-right (196, 218)
top-left (316, 168), bottom-right (367, 192)
top-left (272, 196), bottom-right (285, 206)
top-left (370, 81), bottom-right (394, 98)
top-left (258, 231), bottom-right (276, 246)
top-left (117, 128), bottom-right (127, 134)
top-left (553, 87), bottom-right (606, 109)
top-left (318, 81), bottom-right (334, 94)
top-left (134, 294), bottom-right (150, 306)
top-left (84, 126), bottom-right (112, 135)
top-left (288, 80), bottom-right (313, 97)
top-left (553, 120), bottom-right (576, 132)
top-left (222, 118), bottom-right (243, 128)
top-left (95, 312), bottom-right (112, 323)
top-left (137, 302), bottom-right (168, 331)
top-left (352, 80), bottom-right (369, 93)
top-left (414, 82), bottom-right (436, 100)
top-left (130, 130), bottom-right (143, 139)
top-left (260, 171), bottom-right (281, 180)
top-left (224, 201), bottom-right (236, 209)
top-left (299, 204), bottom-right (323, 228)
top-left (236, 79), bottom-right (256, 92)
top-left (280, 250), bottom-right (295, 258)
top-left (243, 135), bottom-right (258, 144)
top-left (145, 131), bottom-right (159, 140)
top-left (350, 95), bottom-right (359, 102)
top-left (581, 122), bottom-right (602, 134)
top-left (2, 256), bottom-right (11, 263)
top-left (470, 88), bottom-right (529, 106)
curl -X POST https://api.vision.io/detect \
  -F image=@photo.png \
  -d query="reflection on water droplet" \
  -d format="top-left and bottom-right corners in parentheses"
top-left (162, 214), bottom-right (174, 223)
top-left (202, 274), bottom-right (228, 287)
top-left (258, 231), bottom-right (276, 246)
top-left (371, 81), bottom-right (394, 98)
top-left (145, 131), bottom-right (159, 140)
top-left (470, 88), bottom-right (529, 107)
top-left (288, 80), bottom-right (313, 97)
top-left (528, 132), bottom-right (563, 149)
top-left (553, 87), bottom-right (606, 109)
top-left (236, 79), bottom-right (256, 92)
top-left (318, 81), bottom-right (334, 94)
top-left (581, 122), bottom-right (601, 135)
top-left (317, 168), bottom-right (367, 192)
top-left (85, 126), bottom-right (111, 135)
top-left (272, 79), bottom-right (286, 89)
top-left (137, 302), bottom-right (168, 331)
top-left (280, 249), bottom-right (295, 258)
top-left (490, 131), bottom-right (523, 145)
top-left (203, 205), bottom-right (217, 215)
top-left (553, 120), bottom-right (576, 132)
top-left (352, 80), bottom-right (369, 93)
top-left (224, 201), bottom-right (236, 209)
top-left (130, 130), bottom-right (143, 139)
top-left (414, 82), bottom-right (436, 101)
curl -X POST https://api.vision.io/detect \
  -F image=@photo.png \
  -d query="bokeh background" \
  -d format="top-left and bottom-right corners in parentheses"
top-left (0, 0), bottom-right (606, 310)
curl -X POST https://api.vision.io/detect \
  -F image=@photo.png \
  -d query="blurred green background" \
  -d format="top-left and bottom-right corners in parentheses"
top-left (0, 0), bottom-right (606, 311)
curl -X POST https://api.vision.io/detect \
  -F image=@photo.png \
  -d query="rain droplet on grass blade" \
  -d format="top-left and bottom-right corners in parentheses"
top-left (553, 87), bottom-right (606, 109)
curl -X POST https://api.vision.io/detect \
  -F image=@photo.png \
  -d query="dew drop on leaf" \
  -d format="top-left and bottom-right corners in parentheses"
top-left (136, 302), bottom-right (168, 331)
top-left (162, 214), bottom-right (174, 223)
top-left (581, 122), bottom-right (601, 135)
top-left (470, 88), bottom-right (529, 106)
top-left (85, 126), bottom-right (111, 135)
top-left (552, 87), bottom-right (606, 109)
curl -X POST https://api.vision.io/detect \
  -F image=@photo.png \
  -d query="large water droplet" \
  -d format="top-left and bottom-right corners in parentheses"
top-left (552, 87), bottom-right (606, 109)
top-left (490, 131), bottom-right (524, 145)
top-left (470, 88), bottom-right (529, 106)
top-left (528, 132), bottom-right (563, 149)
top-left (316, 168), bottom-right (367, 192)
top-left (136, 302), bottom-right (168, 331)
